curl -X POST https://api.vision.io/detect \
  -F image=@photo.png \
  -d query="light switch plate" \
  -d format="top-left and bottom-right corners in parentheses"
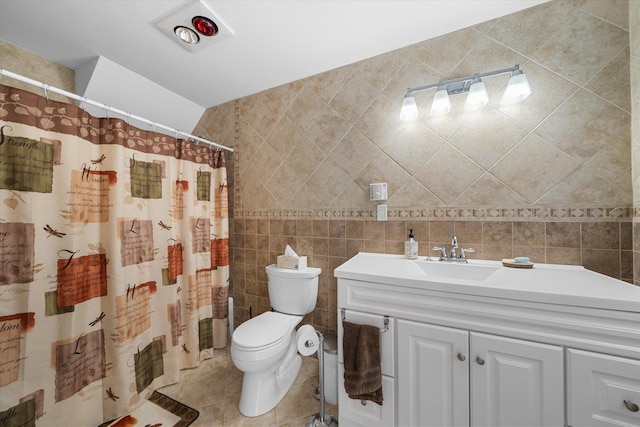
top-left (370, 183), bottom-right (388, 201)
top-left (377, 204), bottom-right (387, 221)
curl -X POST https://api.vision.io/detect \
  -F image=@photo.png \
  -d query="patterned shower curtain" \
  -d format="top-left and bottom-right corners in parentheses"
top-left (0, 83), bottom-right (230, 426)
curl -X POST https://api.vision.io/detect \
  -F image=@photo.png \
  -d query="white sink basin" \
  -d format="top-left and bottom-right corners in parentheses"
top-left (414, 260), bottom-right (500, 281)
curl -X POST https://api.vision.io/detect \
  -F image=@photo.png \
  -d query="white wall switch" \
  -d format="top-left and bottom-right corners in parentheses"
top-left (377, 204), bottom-right (387, 221)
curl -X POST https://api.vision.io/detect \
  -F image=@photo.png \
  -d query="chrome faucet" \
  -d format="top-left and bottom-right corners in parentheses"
top-left (450, 234), bottom-right (458, 258)
top-left (431, 234), bottom-right (474, 263)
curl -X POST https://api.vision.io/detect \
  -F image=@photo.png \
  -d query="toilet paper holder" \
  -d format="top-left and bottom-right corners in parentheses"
top-left (301, 329), bottom-right (338, 427)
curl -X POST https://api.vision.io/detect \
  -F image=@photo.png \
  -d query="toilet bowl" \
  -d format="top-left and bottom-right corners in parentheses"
top-left (232, 311), bottom-right (303, 416)
top-left (231, 264), bottom-right (321, 417)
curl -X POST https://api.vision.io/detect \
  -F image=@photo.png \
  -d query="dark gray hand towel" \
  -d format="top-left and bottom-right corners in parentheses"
top-left (342, 320), bottom-right (383, 405)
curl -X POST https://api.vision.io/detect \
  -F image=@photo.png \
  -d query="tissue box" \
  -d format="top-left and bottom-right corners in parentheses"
top-left (277, 255), bottom-right (307, 270)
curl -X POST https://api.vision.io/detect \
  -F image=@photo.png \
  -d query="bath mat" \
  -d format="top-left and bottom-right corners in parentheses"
top-left (98, 391), bottom-right (199, 427)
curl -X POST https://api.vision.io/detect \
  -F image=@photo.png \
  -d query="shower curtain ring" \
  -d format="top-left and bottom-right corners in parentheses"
top-left (43, 84), bottom-right (49, 101)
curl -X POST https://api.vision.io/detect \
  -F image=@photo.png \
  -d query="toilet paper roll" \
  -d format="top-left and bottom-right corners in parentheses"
top-left (296, 324), bottom-right (318, 356)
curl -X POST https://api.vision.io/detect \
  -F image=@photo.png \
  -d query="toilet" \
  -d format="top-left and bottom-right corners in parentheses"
top-left (231, 264), bottom-right (321, 417)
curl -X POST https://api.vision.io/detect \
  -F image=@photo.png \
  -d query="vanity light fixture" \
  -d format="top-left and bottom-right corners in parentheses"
top-left (400, 64), bottom-right (531, 121)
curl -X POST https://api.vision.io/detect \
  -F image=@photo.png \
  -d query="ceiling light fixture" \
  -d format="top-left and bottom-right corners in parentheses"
top-left (154, 0), bottom-right (235, 52)
top-left (400, 64), bottom-right (531, 121)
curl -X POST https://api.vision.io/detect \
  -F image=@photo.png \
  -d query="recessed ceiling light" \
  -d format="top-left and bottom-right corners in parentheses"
top-left (192, 16), bottom-right (218, 37)
top-left (174, 26), bottom-right (199, 44)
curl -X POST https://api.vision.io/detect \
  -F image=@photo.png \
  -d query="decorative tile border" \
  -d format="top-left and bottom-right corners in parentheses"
top-left (234, 206), bottom-right (633, 221)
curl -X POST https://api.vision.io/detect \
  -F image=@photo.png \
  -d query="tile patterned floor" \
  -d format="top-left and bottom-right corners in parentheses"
top-left (160, 346), bottom-right (339, 426)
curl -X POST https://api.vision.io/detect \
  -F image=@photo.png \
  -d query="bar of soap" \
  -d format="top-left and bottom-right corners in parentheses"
top-left (514, 256), bottom-right (530, 263)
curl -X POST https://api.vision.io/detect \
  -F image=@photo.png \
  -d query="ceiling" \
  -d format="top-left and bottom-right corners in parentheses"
top-left (0, 0), bottom-right (548, 109)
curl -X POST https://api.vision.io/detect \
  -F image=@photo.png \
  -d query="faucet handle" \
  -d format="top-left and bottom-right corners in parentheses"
top-left (459, 248), bottom-right (474, 259)
top-left (432, 246), bottom-right (447, 257)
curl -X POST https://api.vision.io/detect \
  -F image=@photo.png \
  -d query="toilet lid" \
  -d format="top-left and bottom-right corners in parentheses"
top-left (233, 312), bottom-right (290, 350)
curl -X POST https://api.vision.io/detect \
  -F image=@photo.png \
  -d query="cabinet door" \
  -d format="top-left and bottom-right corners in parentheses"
top-left (567, 348), bottom-right (640, 427)
top-left (397, 319), bottom-right (469, 427)
top-left (470, 332), bottom-right (564, 427)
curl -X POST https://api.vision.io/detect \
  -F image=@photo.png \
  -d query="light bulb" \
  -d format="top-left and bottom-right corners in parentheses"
top-left (400, 94), bottom-right (419, 121)
top-left (465, 81), bottom-right (488, 111)
top-left (431, 89), bottom-right (451, 115)
top-left (502, 72), bottom-right (531, 104)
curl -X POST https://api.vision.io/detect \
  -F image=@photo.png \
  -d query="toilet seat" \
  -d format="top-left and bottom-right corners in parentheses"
top-left (232, 311), bottom-right (293, 352)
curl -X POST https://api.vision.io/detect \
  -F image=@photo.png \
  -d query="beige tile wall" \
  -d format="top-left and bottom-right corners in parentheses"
top-left (194, 0), bottom-right (637, 335)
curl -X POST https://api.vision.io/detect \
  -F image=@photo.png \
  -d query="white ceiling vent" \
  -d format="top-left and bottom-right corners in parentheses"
top-left (153, 0), bottom-right (234, 52)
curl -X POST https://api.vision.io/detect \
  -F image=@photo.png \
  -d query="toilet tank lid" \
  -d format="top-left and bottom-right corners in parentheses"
top-left (266, 264), bottom-right (321, 278)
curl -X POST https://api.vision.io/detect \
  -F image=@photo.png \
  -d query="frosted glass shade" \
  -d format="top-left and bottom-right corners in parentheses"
top-left (431, 89), bottom-right (451, 115)
top-left (464, 81), bottom-right (488, 111)
top-left (502, 73), bottom-right (531, 104)
top-left (400, 94), bottom-right (419, 121)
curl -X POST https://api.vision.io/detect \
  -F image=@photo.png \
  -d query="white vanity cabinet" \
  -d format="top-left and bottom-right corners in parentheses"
top-left (396, 319), bottom-right (564, 427)
top-left (334, 253), bottom-right (640, 427)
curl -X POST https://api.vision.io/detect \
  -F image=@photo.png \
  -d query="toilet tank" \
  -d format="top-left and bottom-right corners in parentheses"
top-left (265, 264), bottom-right (321, 315)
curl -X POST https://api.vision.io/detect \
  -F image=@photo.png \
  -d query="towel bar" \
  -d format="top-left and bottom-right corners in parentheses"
top-left (341, 308), bottom-right (389, 333)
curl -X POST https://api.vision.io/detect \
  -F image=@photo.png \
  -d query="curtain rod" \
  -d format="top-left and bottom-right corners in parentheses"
top-left (0, 68), bottom-right (234, 152)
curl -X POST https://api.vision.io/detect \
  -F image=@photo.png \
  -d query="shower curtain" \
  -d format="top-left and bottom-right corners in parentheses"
top-left (0, 83), bottom-right (230, 426)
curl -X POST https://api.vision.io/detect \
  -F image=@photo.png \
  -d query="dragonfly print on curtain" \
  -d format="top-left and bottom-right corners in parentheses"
top-left (0, 83), bottom-right (230, 426)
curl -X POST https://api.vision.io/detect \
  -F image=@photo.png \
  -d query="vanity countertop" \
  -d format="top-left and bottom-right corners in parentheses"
top-left (334, 252), bottom-right (640, 313)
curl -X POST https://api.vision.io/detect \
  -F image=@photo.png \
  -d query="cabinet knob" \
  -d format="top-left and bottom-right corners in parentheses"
top-left (457, 352), bottom-right (466, 361)
top-left (361, 400), bottom-right (368, 406)
top-left (476, 356), bottom-right (485, 365)
top-left (624, 400), bottom-right (639, 412)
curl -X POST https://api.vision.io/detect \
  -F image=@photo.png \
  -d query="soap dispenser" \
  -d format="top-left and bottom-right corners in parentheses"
top-left (405, 229), bottom-right (418, 260)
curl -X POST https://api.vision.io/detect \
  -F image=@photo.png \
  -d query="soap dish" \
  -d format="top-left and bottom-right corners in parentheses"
top-left (502, 258), bottom-right (534, 269)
